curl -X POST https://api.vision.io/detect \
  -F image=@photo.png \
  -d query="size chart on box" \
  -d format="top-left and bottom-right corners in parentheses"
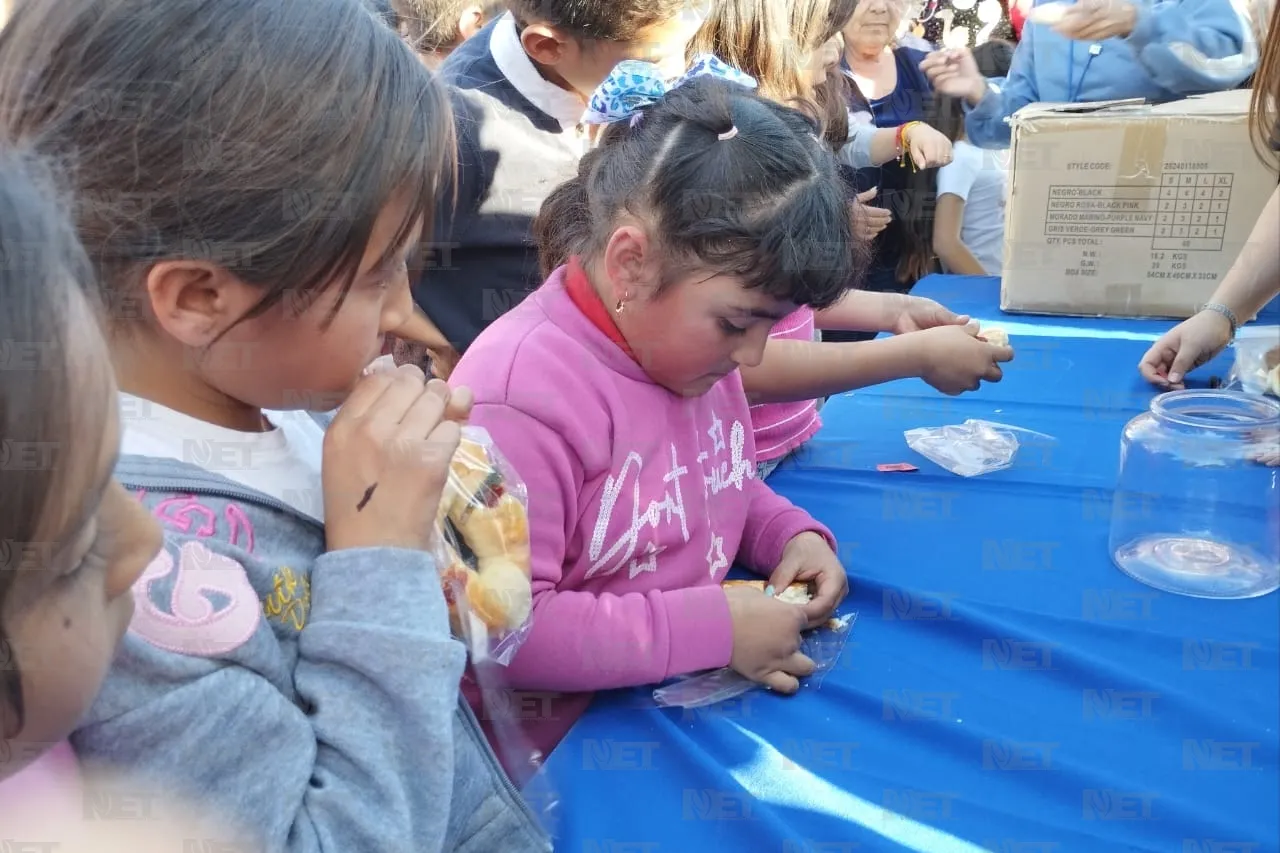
top-left (1044, 172), bottom-right (1232, 251)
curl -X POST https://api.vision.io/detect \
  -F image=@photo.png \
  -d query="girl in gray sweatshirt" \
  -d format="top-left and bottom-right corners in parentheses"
top-left (0, 0), bottom-right (552, 850)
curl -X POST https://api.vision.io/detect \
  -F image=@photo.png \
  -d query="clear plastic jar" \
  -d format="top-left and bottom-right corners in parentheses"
top-left (1110, 390), bottom-right (1280, 599)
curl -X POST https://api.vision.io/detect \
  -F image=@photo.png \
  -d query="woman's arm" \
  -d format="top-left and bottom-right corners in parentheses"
top-left (1139, 185), bottom-right (1280, 387)
top-left (933, 194), bottom-right (989, 276)
top-left (839, 122), bottom-right (953, 170)
top-left (1206, 183), bottom-right (1280, 321)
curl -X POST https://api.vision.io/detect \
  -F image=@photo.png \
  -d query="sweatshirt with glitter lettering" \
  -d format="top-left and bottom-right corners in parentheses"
top-left (451, 264), bottom-right (835, 756)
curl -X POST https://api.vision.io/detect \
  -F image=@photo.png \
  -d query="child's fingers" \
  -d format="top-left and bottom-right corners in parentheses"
top-left (804, 576), bottom-right (846, 625)
top-left (445, 385), bottom-right (474, 422)
top-left (761, 671), bottom-right (801, 694)
top-left (338, 364), bottom-right (425, 421)
top-left (780, 650), bottom-right (817, 678)
top-left (392, 378), bottom-right (451, 442)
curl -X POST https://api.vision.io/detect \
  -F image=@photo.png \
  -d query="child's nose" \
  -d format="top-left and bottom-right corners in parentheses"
top-left (380, 273), bottom-right (414, 333)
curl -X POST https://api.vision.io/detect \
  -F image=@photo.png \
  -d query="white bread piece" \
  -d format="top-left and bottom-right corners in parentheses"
top-left (979, 326), bottom-right (1010, 348)
top-left (721, 579), bottom-right (813, 604)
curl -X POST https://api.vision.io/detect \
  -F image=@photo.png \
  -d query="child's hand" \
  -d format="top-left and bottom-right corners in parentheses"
top-left (915, 324), bottom-right (1013, 395)
top-left (725, 586), bottom-right (814, 694)
top-left (323, 366), bottom-right (466, 553)
top-left (769, 532), bottom-right (848, 629)
top-left (892, 294), bottom-right (971, 335)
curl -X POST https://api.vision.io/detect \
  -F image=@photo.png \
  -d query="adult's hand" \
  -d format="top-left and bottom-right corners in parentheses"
top-left (920, 49), bottom-right (988, 106)
top-left (1049, 0), bottom-right (1139, 41)
top-left (1138, 309), bottom-right (1235, 389)
top-left (905, 122), bottom-right (954, 170)
top-left (853, 188), bottom-right (892, 241)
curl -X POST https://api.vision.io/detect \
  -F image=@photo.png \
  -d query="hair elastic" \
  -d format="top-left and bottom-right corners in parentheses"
top-left (718, 126), bottom-right (739, 141)
top-left (630, 112), bottom-right (645, 129)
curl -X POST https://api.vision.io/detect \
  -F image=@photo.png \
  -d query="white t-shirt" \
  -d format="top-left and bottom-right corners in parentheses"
top-left (119, 393), bottom-right (326, 521)
top-left (936, 139), bottom-right (1010, 276)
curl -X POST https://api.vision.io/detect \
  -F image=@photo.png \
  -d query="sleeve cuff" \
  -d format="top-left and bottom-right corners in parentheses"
top-left (745, 508), bottom-right (838, 575)
top-left (311, 547), bottom-right (450, 634)
top-left (1124, 3), bottom-right (1157, 51)
top-left (662, 585), bottom-right (734, 678)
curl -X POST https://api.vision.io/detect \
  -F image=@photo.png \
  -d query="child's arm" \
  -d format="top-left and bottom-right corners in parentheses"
top-left (933, 194), bottom-right (988, 275)
top-left (72, 539), bottom-right (468, 853)
top-left (814, 290), bottom-right (969, 335)
top-left (742, 337), bottom-right (923, 403)
top-left (470, 404), bottom-right (735, 692)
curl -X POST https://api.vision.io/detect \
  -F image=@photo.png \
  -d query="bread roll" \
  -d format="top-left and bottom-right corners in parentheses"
top-left (979, 326), bottom-right (1010, 348)
top-left (721, 579), bottom-right (813, 604)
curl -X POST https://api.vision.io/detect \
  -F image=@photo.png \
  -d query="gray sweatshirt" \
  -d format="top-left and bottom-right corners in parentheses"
top-left (74, 454), bottom-right (551, 853)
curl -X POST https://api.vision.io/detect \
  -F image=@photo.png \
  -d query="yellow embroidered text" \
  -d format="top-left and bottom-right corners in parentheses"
top-left (264, 566), bottom-right (310, 631)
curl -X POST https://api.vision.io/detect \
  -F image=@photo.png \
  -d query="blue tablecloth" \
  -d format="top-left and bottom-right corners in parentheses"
top-left (539, 276), bottom-right (1280, 853)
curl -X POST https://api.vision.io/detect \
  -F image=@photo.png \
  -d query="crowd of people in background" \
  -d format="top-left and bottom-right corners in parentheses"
top-left (0, 0), bottom-right (1275, 850)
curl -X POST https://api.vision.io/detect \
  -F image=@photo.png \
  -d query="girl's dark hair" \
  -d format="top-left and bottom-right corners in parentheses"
top-left (535, 77), bottom-right (868, 308)
top-left (1251, 0), bottom-right (1280, 167)
top-left (509, 0), bottom-right (687, 40)
top-left (391, 0), bottom-right (508, 52)
top-left (0, 149), bottom-right (102, 740)
top-left (973, 39), bottom-right (1015, 78)
top-left (0, 0), bottom-right (454, 331)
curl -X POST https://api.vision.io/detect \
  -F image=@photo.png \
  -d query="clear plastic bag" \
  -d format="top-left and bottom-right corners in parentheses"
top-left (652, 583), bottom-right (857, 709)
top-left (904, 419), bottom-right (1056, 477)
top-left (434, 426), bottom-right (534, 666)
top-left (1226, 326), bottom-right (1280, 397)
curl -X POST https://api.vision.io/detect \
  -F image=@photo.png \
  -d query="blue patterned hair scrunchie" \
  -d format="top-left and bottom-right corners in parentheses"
top-left (582, 53), bottom-right (758, 126)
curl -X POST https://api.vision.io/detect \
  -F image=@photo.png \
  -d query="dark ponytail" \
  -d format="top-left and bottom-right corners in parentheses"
top-left (533, 76), bottom-right (869, 309)
top-left (534, 148), bottom-right (601, 277)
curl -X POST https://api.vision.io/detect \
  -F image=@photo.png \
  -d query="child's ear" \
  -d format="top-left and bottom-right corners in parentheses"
top-left (520, 24), bottom-right (575, 67)
top-left (142, 261), bottom-right (259, 348)
top-left (602, 226), bottom-right (658, 304)
top-left (458, 5), bottom-right (487, 41)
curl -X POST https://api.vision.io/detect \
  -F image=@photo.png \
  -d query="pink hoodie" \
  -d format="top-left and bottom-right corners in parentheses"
top-left (452, 267), bottom-right (835, 755)
top-left (0, 741), bottom-right (84, 817)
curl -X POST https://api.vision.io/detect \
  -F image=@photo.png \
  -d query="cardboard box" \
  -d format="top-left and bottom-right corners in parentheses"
top-left (1001, 89), bottom-right (1276, 319)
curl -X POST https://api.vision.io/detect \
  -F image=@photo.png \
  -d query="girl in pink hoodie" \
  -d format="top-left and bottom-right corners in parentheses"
top-left (451, 66), bottom-right (857, 757)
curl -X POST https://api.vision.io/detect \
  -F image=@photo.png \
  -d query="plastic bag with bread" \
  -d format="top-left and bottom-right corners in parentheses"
top-left (652, 581), bottom-right (857, 708)
top-left (434, 426), bottom-right (534, 665)
top-left (1227, 327), bottom-right (1280, 398)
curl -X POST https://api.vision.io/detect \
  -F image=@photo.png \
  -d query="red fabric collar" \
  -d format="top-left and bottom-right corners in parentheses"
top-left (563, 256), bottom-right (635, 360)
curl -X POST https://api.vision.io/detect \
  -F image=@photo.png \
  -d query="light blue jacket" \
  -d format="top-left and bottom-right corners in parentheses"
top-left (967, 0), bottom-right (1259, 148)
top-left (75, 454), bottom-right (552, 853)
